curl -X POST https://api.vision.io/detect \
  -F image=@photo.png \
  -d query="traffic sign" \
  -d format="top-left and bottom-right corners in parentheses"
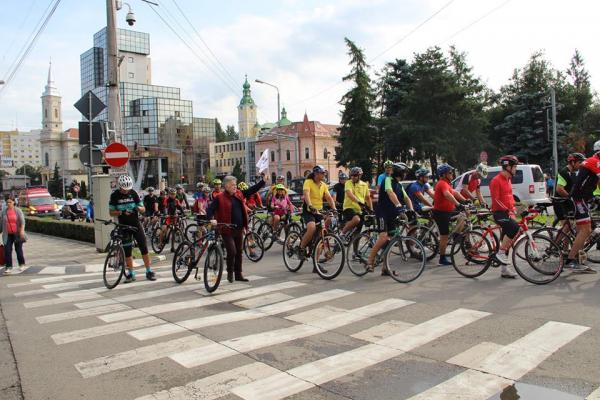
top-left (104, 142), bottom-right (129, 168)
top-left (79, 145), bottom-right (103, 166)
top-left (78, 121), bottom-right (103, 145)
top-left (74, 91), bottom-right (106, 121)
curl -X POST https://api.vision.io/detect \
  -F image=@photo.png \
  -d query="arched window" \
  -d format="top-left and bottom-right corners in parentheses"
top-left (286, 171), bottom-right (292, 183)
top-left (286, 149), bottom-right (290, 161)
top-left (44, 109), bottom-right (48, 118)
top-left (323, 147), bottom-right (328, 159)
top-left (54, 108), bottom-right (58, 118)
top-left (270, 151), bottom-right (275, 162)
top-left (271, 172), bottom-right (276, 184)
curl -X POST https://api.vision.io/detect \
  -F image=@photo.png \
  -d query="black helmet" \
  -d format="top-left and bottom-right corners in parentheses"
top-left (392, 162), bottom-right (408, 178)
top-left (568, 153), bottom-right (585, 162)
top-left (313, 165), bottom-right (326, 174)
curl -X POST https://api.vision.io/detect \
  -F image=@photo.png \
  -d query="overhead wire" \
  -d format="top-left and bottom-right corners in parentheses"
top-left (0, 0), bottom-right (39, 67)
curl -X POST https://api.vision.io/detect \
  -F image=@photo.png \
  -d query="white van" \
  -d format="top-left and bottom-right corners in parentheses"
top-left (453, 164), bottom-right (548, 206)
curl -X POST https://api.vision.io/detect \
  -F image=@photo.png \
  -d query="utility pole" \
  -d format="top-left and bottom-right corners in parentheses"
top-left (106, 0), bottom-right (121, 143)
top-left (550, 87), bottom-right (558, 180)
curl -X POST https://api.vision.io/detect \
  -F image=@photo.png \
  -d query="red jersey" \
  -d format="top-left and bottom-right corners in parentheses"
top-left (489, 172), bottom-right (514, 212)
top-left (246, 192), bottom-right (263, 208)
top-left (461, 172), bottom-right (480, 198)
top-left (433, 179), bottom-right (458, 212)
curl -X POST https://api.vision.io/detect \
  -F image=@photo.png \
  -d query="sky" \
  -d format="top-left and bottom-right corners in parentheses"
top-left (0, 0), bottom-right (598, 133)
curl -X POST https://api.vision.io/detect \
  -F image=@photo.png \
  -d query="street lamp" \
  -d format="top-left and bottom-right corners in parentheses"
top-left (255, 79), bottom-right (283, 176)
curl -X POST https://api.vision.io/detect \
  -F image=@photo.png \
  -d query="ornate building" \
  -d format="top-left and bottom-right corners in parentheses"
top-left (238, 76), bottom-right (259, 139)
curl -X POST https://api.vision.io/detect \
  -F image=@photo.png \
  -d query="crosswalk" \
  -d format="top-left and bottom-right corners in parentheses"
top-left (3, 270), bottom-right (599, 400)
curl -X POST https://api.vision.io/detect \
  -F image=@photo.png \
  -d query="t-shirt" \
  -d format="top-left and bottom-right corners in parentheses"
top-left (109, 190), bottom-right (143, 226)
top-left (6, 208), bottom-right (17, 234)
top-left (406, 181), bottom-right (431, 212)
top-left (489, 173), bottom-right (515, 212)
top-left (143, 195), bottom-right (158, 214)
top-left (572, 155), bottom-right (600, 200)
top-left (303, 179), bottom-right (328, 210)
top-left (377, 172), bottom-right (388, 187)
top-left (333, 182), bottom-right (346, 208)
top-left (557, 167), bottom-right (576, 193)
top-left (343, 179), bottom-right (369, 213)
top-left (433, 179), bottom-right (458, 212)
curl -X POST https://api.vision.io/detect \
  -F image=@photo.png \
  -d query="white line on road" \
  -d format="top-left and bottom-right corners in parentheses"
top-left (36, 303), bottom-right (131, 324)
top-left (233, 292), bottom-right (293, 308)
top-left (23, 292), bottom-right (102, 309)
top-left (52, 316), bottom-right (163, 345)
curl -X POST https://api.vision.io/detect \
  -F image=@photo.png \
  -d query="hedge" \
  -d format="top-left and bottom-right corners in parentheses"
top-left (25, 217), bottom-right (95, 243)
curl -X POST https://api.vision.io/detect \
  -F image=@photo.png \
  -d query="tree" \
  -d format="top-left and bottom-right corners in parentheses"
top-left (232, 160), bottom-right (245, 182)
top-left (47, 163), bottom-right (62, 198)
top-left (215, 119), bottom-right (227, 142)
top-left (15, 164), bottom-right (42, 184)
top-left (225, 125), bottom-right (239, 141)
top-left (336, 38), bottom-right (376, 181)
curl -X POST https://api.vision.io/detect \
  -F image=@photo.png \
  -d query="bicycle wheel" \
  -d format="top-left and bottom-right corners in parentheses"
top-left (184, 223), bottom-right (199, 242)
top-left (407, 225), bottom-right (438, 261)
top-left (151, 227), bottom-right (166, 254)
top-left (172, 241), bottom-right (196, 283)
top-left (103, 245), bottom-right (125, 289)
top-left (286, 222), bottom-right (303, 239)
top-left (512, 234), bottom-right (563, 284)
top-left (204, 243), bottom-right (223, 292)
top-left (534, 227), bottom-right (572, 257)
top-left (384, 236), bottom-right (426, 283)
top-left (583, 234), bottom-right (600, 264)
top-left (256, 221), bottom-right (275, 251)
top-left (170, 228), bottom-right (184, 251)
top-left (283, 231), bottom-right (305, 272)
top-left (451, 230), bottom-right (493, 278)
top-left (313, 234), bottom-right (345, 280)
top-left (346, 230), bottom-right (377, 277)
top-left (243, 231), bottom-right (264, 262)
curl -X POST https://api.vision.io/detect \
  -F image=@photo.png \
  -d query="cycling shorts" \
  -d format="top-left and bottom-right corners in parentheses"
top-left (492, 211), bottom-right (520, 239)
top-left (432, 210), bottom-right (458, 236)
top-left (302, 204), bottom-right (323, 225)
top-left (573, 199), bottom-right (591, 225)
top-left (122, 221), bottom-right (148, 257)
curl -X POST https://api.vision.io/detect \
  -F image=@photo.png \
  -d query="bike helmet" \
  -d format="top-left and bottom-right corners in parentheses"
top-left (66, 193), bottom-right (73, 199)
top-left (383, 160), bottom-right (393, 168)
top-left (196, 182), bottom-right (203, 188)
top-left (436, 163), bottom-right (455, 177)
top-left (415, 168), bottom-right (430, 178)
top-left (392, 162), bottom-right (409, 178)
top-left (238, 182), bottom-right (249, 191)
top-left (213, 178), bottom-right (222, 185)
top-left (594, 140), bottom-right (600, 152)
top-left (275, 184), bottom-right (286, 191)
top-left (350, 166), bottom-right (363, 176)
top-left (168, 187), bottom-right (176, 194)
top-left (313, 165), bottom-right (326, 174)
top-left (202, 186), bottom-right (210, 193)
top-left (339, 172), bottom-right (349, 180)
top-left (276, 175), bottom-right (285, 182)
top-left (118, 175), bottom-right (134, 190)
top-left (175, 184), bottom-right (183, 190)
top-left (146, 187), bottom-right (155, 193)
top-left (499, 155), bottom-right (519, 167)
top-left (568, 152), bottom-right (585, 162)
top-left (476, 163), bottom-right (489, 178)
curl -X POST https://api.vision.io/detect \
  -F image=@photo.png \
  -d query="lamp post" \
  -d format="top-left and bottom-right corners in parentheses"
top-left (325, 150), bottom-right (332, 183)
top-left (255, 79), bottom-right (282, 176)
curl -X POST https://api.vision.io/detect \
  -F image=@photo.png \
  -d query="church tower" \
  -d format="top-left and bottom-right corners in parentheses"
top-left (238, 75), bottom-right (258, 138)
top-left (40, 61), bottom-right (63, 172)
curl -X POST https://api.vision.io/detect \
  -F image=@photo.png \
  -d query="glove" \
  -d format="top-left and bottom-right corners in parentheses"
top-left (456, 203), bottom-right (465, 212)
top-left (308, 205), bottom-right (317, 213)
top-left (406, 209), bottom-right (417, 222)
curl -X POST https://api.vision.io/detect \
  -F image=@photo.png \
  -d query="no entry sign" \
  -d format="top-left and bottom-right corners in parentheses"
top-left (104, 142), bottom-right (130, 168)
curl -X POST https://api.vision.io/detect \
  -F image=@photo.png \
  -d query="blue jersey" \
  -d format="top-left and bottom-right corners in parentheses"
top-left (377, 172), bottom-right (388, 187)
top-left (406, 181), bottom-right (431, 211)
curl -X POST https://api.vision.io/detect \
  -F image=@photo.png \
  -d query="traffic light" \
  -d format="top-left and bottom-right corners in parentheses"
top-left (534, 109), bottom-right (549, 142)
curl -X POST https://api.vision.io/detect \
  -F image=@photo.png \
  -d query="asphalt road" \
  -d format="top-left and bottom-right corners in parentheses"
top-left (1, 236), bottom-right (600, 400)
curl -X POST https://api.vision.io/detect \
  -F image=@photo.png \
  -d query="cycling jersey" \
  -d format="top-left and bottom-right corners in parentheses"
top-left (489, 173), bottom-right (515, 213)
top-left (376, 176), bottom-right (407, 219)
top-left (109, 190), bottom-right (143, 226)
top-left (270, 194), bottom-right (293, 216)
top-left (246, 192), bottom-right (263, 209)
top-left (376, 172), bottom-right (389, 187)
top-left (303, 178), bottom-right (328, 210)
top-left (557, 166), bottom-right (576, 193)
top-left (333, 182), bottom-right (346, 208)
top-left (571, 155), bottom-right (600, 201)
top-left (433, 179), bottom-right (458, 212)
top-left (343, 179), bottom-right (369, 213)
top-left (461, 172), bottom-right (480, 198)
top-left (143, 195), bottom-right (158, 215)
top-left (406, 181), bottom-right (431, 212)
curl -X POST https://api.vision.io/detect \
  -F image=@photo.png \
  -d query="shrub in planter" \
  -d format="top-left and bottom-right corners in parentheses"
top-left (25, 217), bottom-right (95, 243)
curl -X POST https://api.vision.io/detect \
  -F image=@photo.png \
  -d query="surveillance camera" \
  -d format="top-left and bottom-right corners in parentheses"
top-left (126, 11), bottom-right (136, 26)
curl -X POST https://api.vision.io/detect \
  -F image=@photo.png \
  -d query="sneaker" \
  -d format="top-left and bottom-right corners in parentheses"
top-left (18, 265), bottom-right (27, 272)
top-left (295, 246), bottom-right (306, 261)
top-left (491, 252), bottom-right (509, 266)
top-left (501, 265), bottom-right (517, 279)
top-left (124, 271), bottom-right (136, 283)
top-left (438, 256), bottom-right (452, 266)
top-left (145, 271), bottom-right (156, 281)
top-left (569, 261), bottom-right (596, 274)
top-left (3, 267), bottom-right (12, 275)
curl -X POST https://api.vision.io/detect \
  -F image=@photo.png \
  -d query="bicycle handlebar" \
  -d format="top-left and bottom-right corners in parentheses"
top-left (96, 219), bottom-right (139, 233)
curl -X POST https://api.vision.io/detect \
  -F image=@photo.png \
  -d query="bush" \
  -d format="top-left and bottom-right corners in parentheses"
top-left (25, 217), bottom-right (95, 243)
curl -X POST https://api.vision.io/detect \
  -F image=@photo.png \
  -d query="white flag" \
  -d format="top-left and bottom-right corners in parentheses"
top-left (256, 148), bottom-right (270, 173)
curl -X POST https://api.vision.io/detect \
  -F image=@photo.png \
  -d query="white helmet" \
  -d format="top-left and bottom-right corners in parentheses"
top-left (117, 175), bottom-right (134, 190)
top-left (594, 140), bottom-right (600, 152)
top-left (476, 163), bottom-right (489, 178)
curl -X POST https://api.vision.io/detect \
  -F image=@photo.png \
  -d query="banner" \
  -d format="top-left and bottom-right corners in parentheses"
top-left (256, 148), bottom-right (270, 173)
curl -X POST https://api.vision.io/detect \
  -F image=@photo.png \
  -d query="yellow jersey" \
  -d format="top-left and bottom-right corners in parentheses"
top-left (343, 179), bottom-right (369, 213)
top-left (303, 179), bottom-right (328, 210)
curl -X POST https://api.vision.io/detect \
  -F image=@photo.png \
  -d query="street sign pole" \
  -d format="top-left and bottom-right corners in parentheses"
top-left (88, 91), bottom-right (93, 196)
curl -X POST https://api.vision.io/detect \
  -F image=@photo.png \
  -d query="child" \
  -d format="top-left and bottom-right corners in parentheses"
top-left (270, 184), bottom-right (295, 231)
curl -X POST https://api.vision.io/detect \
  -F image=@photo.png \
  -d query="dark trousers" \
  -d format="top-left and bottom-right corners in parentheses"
top-left (5, 233), bottom-right (25, 268)
top-left (222, 228), bottom-right (244, 278)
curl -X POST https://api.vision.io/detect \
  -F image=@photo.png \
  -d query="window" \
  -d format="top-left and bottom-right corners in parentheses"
top-left (286, 149), bottom-right (291, 161)
top-left (128, 57), bottom-right (134, 63)
top-left (305, 147), bottom-right (310, 159)
top-left (128, 72), bottom-right (134, 78)
top-left (271, 151), bottom-right (275, 162)
top-left (287, 171), bottom-right (292, 183)
top-left (175, 111), bottom-right (181, 117)
top-left (45, 153), bottom-right (49, 167)
top-left (54, 108), bottom-right (58, 118)
top-left (271, 172), bottom-right (276, 183)
top-left (176, 128), bottom-right (182, 134)
top-left (143, 128), bottom-right (149, 134)
top-left (44, 109), bottom-right (48, 118)
top-left (142, 110), bottom-right (148, 116)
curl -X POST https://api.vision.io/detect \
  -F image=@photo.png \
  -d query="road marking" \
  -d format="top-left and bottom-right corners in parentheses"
top-left (75, 336), bottom-right (210, 378)
top-left (13, 279), bottom-right (99, 297)
top-left (36, 303), bottom-right (131, 324)
top-left (446, 342), bottom-right (503, 368)
top-left (350, 320), bottom-right (414, 342)
top-left (84, 264), bottom-right (105, 272)
top-left (407, 369), bottom-right (512, 400)
top-left (38, 266), bottom-right (68, 274)
top-left (588, 387), bottom-right (600, 400)
top-left (230, 308), bottom-right (488, 400)
top-left (56, 278), bottom-right (171, 298)
top-left (170, 298), bottom-right (413, 369)
top-left (52, 316), bottom-right (163, 345)
top-left (74, 299), bottom-right (119, 309)
top-left (233, 292), bottom-right (293, 308)
top-left (23, 292), bottom-right (102, 309)
top-left (128, 289), bottom-right (353, 341)
top-left (134, 362), bottom-right (280, 400)
top-left (7, 272), bottom-right (103, 287)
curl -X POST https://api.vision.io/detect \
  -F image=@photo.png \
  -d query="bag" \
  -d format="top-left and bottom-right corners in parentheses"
top-left (0, 245), bottom-right (5, 266)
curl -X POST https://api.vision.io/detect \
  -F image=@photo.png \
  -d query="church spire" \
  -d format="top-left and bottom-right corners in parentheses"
top-left (43, 60), bottom-right (59, 97)
top-left (239, 74), bottom-right (254, 106)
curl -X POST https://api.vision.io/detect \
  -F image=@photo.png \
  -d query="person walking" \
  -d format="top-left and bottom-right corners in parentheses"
top-left (1, 195), bottom-right (26, 274)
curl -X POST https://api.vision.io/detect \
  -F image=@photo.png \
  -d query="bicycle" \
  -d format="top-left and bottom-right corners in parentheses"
top-left (451, 207), bottom-right (564, 285)
top-left (242, 227), bottom-right (265, 262)
top-left (256, 211), bottom-right (303, 250)
top-left (151, 213), bottom-right (184, 254)
top-left (172, 221), bottom-right (232, 292)
top-left (97, 219), bottom-right (139, 289)
top-left (282, 210), bottom-right (346, 280)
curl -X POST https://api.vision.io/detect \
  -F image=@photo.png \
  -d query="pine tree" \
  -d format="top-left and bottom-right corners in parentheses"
top-left (336, 38), bottom-right (376, 181)
top-left (215, 119), bottom-right (226, 142)
top-left (232, 160), bottom-right (245, 182)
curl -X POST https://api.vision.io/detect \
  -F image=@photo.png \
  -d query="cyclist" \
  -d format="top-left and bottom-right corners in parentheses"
top-left (367, 162), bottom-right (416, 275)
top-left (157, 190), bottom-right (167, 215)
top-left (341, 167), bottom-right (372, 239)
top-left (161, 188), bottom-right (185, 252)
top-left (567, 142), bottom-right (600, 272)
top-left (142, 187), bottom-right (159, 230)
top-left (489, 155), bottom-right (521, 278)
top-left (332, 173), bottom-right (349, 212)
top-left (240, 181), bottom-right (263, 210)
top-left (210, 179), bottom-right (223, 202)
top-left (298, 165), bottom-right (337, 268)
top-left (432, 164), bottom-right (469, 267)
top-left (63, 193), bottom-right (84, 221)
top-left (192, 185), bottom-right (210, 216)
top-left (193, 182), bottom-right (204, 201)
top-left (269, 184), bottom-right (296, 232)
top-left (376, 160), bottom-right (394, 191)
top-left (554, 153), bottom-right (585, 226)
top-left (460, 163), bottom-right (488, 207)
top-left (406, 168), bottom-right (435, 215)
top-left (175, 184), bottom-right (190, 210)
top-left (108, 175), bottom-right (155, 282)
top-left (266, 175), bottom-right (286, 206)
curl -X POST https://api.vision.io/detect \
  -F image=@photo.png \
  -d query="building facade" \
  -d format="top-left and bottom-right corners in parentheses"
top-left (0, 130), bottom-right (43, 171)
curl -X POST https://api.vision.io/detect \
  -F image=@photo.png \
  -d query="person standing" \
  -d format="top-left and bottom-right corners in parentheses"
top-left (1, 195), bottom-right (26, 274)
top-left (208, 175), bottom-right (266, 282)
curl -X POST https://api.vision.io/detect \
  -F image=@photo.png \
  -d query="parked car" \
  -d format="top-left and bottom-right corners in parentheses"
top-left (18, 187), bottom-right (59, 216)
top-left (452, 164), bottom-right (548, 206)
top-left (55, 199), bottom-right (66, 213)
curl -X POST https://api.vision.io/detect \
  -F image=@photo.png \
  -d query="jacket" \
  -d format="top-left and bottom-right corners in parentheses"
top-left (0, 207), bottom-right (25, 245)
top-left (207, 180), bottom-right (265, 234)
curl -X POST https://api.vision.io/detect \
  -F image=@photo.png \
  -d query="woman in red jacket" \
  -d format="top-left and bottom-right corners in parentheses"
top-left (208, 175), bottom-right (265, 282)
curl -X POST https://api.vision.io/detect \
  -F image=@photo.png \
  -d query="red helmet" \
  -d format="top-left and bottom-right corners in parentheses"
top-left (499, 155), bottom-right (519, 167)
top-left (567, 152), bottom-right (585, 162)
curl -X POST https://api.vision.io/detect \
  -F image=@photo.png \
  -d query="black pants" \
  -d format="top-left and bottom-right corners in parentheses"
top-left (222, 228), bottom-right (244, 278)
top-left (5, 233), bottom-right (25, 268)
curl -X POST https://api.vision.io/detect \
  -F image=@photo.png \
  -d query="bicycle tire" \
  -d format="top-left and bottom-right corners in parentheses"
top-left (184, 223), bottom-right (199, 242)
top-left (283, 231), bottom-right (304, 272)
top-left (286, 222), bottom-right (303, 239)
top-left (151, 227), bottom-right (166, 254)
top-left (346, 230), bottom-right (376, 277)
top-left (204, 243), bottom-right (223, 293)
top-left (170, 228), bottom-right (184, 252)
top-left (243, 231), bottom-right (264, 262)
top-left (172, 241), bottom-right (195, 283)
top-left (451, 230), bottom-right (493, 278)
top-left (512, 233), bottom-right (563, 284)
top-left (407, 225), bottom-right (438, 261)
top-left (103, 245), bottom-right (125, 289)
top-left (384, 236), bottom-right (426, 283)
top-left (257, 221), bottom-right (275, 251)
top-left (312, 233), bottom-right (345, 280)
